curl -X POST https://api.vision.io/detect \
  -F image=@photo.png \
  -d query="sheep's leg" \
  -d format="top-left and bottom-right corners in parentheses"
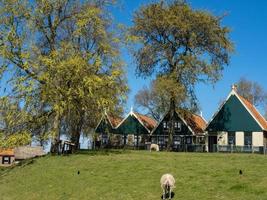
top-left (169, 188), bottom-right (172, 199)
top-left (162, 189), bottom-right (166, 200)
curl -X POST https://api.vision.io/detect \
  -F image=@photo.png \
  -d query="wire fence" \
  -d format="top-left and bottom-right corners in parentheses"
top-left (214, 145), bottom-right (266, 154)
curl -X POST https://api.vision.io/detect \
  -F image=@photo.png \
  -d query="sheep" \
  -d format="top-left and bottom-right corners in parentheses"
top-left (160, 174), bottom-right (175, 200)
top-left (150, 143), bottom-right (159, 152)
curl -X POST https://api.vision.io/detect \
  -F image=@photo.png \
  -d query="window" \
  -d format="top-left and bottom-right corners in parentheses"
top-left (159, 136), bottom-right (164, 144)
top-left (163, 121), bottom-right (167, 129)
top-left (174, 122), bottom-right (182, 131)
top-left (2, 156), bottom-right (10, 164)
top-left (173, 136), bottom-right (181, 145)
top-left (186, 137), bottom-right (191, 144)
top-left (244, 132), bottom-right (252, 146)
top-left (228, 132), bottom-right (235, 145)
top-left (178, 122), bottom-right (181, 131)
top-left (134, 135), bottom-right (142, 145)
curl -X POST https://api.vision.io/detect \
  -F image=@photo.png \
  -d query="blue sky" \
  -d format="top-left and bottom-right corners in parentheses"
top-left (114, 0), bottom-right (267, 121)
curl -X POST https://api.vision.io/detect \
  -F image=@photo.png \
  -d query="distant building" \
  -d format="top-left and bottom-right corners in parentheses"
top-left (206, 86), bottom-right (267, 152)
top-left (95, 112), bottom-right (122, 146)
top-left (151, 99), bottom-right (207, 151)
top-left (0, 149), bottom-right (15, 166)
top-left (116, 110), bottom-right (157, 147)
top-left (95, 109), bottom-right (157, 148)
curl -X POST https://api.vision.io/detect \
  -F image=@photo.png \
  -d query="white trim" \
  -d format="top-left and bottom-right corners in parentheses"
top-left (95, 114), bottom-right (105, 131)
top-left (206, 90), bottom-right (234, 130)
top-left (115, 111), bottom-right (151, 133)
top-left (150, 113), bottom-right (166, 135)
top-left (115, 112), bottom-right (131, 129)
top-left (131, 112), bottom-right (151, 133)
top-left (95, 112), bottom-right (121, 130)
top-left (206, 89), bottom-right (265, 131)
top-left (150, 109), bottom-right (198, 136)
top-left (106, 114), bottom-right (118, 129)
top-left (234, 91), bottom-right (265, 130)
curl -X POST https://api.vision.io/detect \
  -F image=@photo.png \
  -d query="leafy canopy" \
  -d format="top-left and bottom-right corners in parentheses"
top-left (0, 0), bottom-right (128, 149)
top-left (130, 0), bottom-right (233, 106)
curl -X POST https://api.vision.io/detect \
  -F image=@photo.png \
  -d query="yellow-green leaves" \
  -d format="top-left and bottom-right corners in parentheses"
top-left (0, 131), bottom-right (31, 148)
top-left (0, 0), bottom-right (128, 149)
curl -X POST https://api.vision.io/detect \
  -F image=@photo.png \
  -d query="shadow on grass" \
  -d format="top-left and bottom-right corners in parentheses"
top-left (0, 159), bottom-right (36, 177)
top-left (161, 192), bottom-right (175, 199)
top-left (75, 149), bottom-right (131, 156)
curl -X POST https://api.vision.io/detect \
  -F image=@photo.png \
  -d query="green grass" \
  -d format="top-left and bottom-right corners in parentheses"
top-left (1, 150), bottom-right (267, 200)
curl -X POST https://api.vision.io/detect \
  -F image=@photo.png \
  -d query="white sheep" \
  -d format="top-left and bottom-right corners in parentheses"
top-left (160, 173), bottom-right (175, 200)
top-left (150, 143), bottom-right (159, 152)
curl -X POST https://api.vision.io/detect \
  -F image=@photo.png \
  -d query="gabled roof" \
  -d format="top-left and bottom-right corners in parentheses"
top-left (106, 114), bottom-right (123, 128)
top-left (115, 110), bottom-right (157, 133)
top-left (206, 87), bottom-right (267, 131)
top-left (95, 112), bottom-right (122, 131)
top-left (134, 112), bottom-right (157, 131)
top-left (237, 94), bottom-right (267, 130)
top-left (151, 109), bottom-right (207, 135)
top-left (182, 113), bottom-right (207, 135)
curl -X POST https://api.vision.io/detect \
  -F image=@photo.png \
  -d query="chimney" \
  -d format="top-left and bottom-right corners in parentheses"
top-left (231, 84), bottom-right (237, 92)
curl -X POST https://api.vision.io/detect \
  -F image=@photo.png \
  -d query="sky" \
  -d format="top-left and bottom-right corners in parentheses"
top-left (113, 0), bottom-right (267, 121)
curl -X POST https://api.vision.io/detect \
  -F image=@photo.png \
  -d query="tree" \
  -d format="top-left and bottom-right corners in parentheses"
top-left (0, 0), bottom-right (128, 153)
top-left (130, 0), bottom-right (233, 150)
top-left (236, 77), bottom-right (267, 119)
top-left (135, 78), bottom-right (196, 121)
top-left (0, 97), bottom-right (31, 148)
top-left (236, 77), bottom-right (267, 106)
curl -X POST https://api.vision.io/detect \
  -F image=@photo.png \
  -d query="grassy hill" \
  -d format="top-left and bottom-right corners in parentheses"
top-left (1, 150), bottom-right (267, 200)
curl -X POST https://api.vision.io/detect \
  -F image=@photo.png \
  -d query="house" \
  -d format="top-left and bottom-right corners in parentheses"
top-left (95, 112), bottom-right (122, 147)
top-left (151, 99), bottom-right (207, 151)
top-left (95, 108), bottom-right (157, 148)
top-left (115, 108), bottom-right (157, 147)
top-left (206, 85), bottom-right (267, 152)
top-left (0, 149), bottom-right (15, 166)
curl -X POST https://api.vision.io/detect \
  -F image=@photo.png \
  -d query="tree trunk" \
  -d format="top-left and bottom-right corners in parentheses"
top-left (70, 112), bottom-right (84, 151)
top-left (50, 112), bottom-right (60, 154)
top-left (167, 97), bottom-right (175, 151)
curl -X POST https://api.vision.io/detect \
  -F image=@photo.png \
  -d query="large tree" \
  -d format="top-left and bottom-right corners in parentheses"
top-left (130, 0), bottom-right (233, 150)
top-left (0, 0), bottom-right (128, 152)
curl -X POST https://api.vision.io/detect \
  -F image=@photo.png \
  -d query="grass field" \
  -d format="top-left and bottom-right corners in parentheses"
top-left (1, 150), bottom-right (267, 200)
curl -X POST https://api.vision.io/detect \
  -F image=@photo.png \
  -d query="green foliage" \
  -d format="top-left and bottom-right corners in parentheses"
top-left (0, 0), bottom-right (128, 150)
top-left (0, 131), bottom-right (31, 148)
top-left (130, 0), bottom-right (233, 106)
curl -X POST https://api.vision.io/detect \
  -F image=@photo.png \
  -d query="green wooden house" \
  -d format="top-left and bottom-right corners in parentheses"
top-left (151, 100), bottom-right (207, 151)
top-left (116, 108), bottom-right (157, 147)
top-left (206, 86), bottom-right (267, 152)
top-left (95, 112), bottom-right (122, 147)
